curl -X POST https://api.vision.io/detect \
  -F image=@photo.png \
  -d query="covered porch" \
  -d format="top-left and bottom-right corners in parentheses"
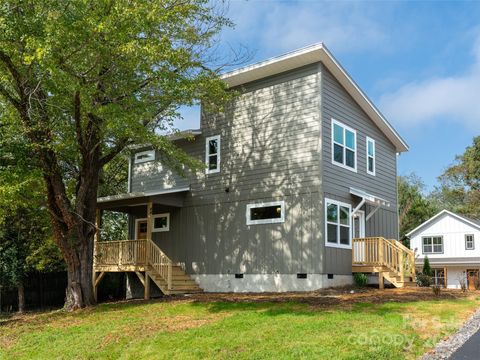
top-left (92, 188), bottom-right (202, 300)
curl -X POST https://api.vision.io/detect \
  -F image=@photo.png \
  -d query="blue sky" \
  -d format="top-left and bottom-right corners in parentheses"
top-left (178, 1), bottom-right (480, 191)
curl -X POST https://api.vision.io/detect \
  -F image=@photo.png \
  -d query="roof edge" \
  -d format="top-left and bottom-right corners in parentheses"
top-left (406, 209), bottom-right (480, 237)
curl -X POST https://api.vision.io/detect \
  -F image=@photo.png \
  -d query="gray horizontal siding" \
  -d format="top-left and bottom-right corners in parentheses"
top-left (321, 64), bottom-right (398, 207)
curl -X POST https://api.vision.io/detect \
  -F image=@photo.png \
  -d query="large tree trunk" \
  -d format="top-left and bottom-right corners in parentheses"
top-left (17, 283), bottom-right (25, 313)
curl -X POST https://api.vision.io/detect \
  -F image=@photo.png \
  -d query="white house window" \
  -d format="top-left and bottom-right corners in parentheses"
top-left (205, 135), bottom-right (220, 174)
top-left (366, 137), bottom-right (375, 175)
top-left (466, 234), bottom-right (475, 250)
top-left (325, 199), bottom-right (351, 248)
top-left (246, 201), bottom-right (285, 225)
top-left (152, 213), bottom-right (170, 232)
top-left (432, 269), bottom-right (445, 287)
top-left (134, 150), bottom-right (155, 164)
top-left (422, 236), bottom-right (443, 254)
top-left (332, 119), bottom-right (356, 171)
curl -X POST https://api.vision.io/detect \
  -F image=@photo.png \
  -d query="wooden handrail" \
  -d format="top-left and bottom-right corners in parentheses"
top-left (353, 237), bottom-right (415, 280)
top-left (147, 239), bottom-right (173, 290)
top-left (94, 239), bottom-right (147, 267)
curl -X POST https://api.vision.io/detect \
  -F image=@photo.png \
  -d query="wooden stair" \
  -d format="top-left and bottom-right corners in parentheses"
top-left (352, 237), bottom-right (416, 289)
top-left (148, 265), bottom-right (203, 295)
top-left (147, 241), bottom-right (203, 296)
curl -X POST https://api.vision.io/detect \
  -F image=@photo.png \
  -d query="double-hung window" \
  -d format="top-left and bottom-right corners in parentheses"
top-left (325, 199), bottom-right (351, 248)
top-left (332, 119), bottom-right (356, 171)
top-left (466, 234), bottom-right (475, 250)
top-left (366, 137), bottom-right (375, 175)
top-left (422, 236), bottom-right (443, 254)
top-left (205, 135), bottom-right (220, 174)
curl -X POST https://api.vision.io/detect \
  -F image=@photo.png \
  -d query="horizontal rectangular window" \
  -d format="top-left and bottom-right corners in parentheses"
top-left (325, 198), bottom-right (351, 249)
top-left (205, 135), bottom-right (220, 174)
top-left (134, 150), bottom-right (155, 164)
top-left (152, 213), bottom-right (170, 232)
top-left (366, 137), bottom-right (375, 176)
top-left (331, 119), bottom-right (356, 171)
top-left (422, 236), bottom-right (443, 254)
top-left (246, 201), bottom-right (285, 225)
top-left (466, 234), bottom-right (475, 250)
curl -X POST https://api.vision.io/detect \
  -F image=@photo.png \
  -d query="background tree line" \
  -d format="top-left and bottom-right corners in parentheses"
top-left (399, 136), bottom-right (480, 241)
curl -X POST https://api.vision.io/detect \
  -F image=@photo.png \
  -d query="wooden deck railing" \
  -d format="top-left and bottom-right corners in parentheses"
top-left (94, 239), bottom-right (147, 267)
top-left (147, 239), bottom-right (173, 290)
top-left (352, 237), bottom-right (416, 280)
top-left (94, 239), bottom-right (173, 289)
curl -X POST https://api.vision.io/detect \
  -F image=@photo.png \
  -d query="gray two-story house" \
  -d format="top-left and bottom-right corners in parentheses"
top-left (93, 43), bottom-right (413, 297)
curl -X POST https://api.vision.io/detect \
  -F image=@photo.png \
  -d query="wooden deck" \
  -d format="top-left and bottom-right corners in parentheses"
top-left (352, 237), bottom-right (416, 288)
top-left (93, 238), bottom-right (202, 298)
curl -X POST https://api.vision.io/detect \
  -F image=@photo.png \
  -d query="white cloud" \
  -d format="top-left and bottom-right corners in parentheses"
top-left (379, 34), bottom-right (480, 130)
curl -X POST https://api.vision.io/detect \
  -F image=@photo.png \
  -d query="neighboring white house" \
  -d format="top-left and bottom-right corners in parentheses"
top-left (407, 210), bottom-right (480, 289)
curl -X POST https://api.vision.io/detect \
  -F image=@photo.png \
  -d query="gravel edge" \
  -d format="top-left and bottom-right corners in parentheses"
top-left (421, 308), bottom-right (480, 360)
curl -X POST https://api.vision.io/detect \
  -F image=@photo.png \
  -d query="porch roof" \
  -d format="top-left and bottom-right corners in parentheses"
top-left (97, 187), bottom-right (190, 211)
top-left (415, 257), bottom-right (480, 267)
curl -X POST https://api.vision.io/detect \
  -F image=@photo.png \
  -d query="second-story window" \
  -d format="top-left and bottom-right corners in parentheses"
top-left (205, 135), bottom-right (220, 174)
top-left (134, 150), bottom-right (155, 164)
top-left (466, 234), bottom-right (475, 250)
top-left (366, 137), bottom-right (376, 175)
top-left (422, 236), bottom-right (443, 254)
top-left (332, 119), bottom-right (356, 171)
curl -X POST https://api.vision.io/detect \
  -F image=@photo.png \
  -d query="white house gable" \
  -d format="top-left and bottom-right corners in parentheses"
top-left (409, 211), bottom-right (480, 260)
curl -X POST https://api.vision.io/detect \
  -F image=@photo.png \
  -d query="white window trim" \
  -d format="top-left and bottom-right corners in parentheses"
top-left (331, 119), bottom-right (357, 173)
top-left (152, 213), bottom-right (170, 232)
top-left (422, 236), bottom-right (443, 254)
top-left (134, 218), bottom-right (147, 240)
top-left (325, 198), bottom-right (352, 249)
top-left (466, 234), bottom-right (475, 250)
top-left (134, 150), bottom-right (155, 164)
top-left (366, 137), bottom-right (376, 176)
top-left (205, 135), bottom-right (221, 174)
top-left (246, 201), bottom-right (285, 225)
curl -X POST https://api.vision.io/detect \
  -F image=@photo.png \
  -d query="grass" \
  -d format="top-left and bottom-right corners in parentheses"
top-left (0, 293), bottom-right (479, 360)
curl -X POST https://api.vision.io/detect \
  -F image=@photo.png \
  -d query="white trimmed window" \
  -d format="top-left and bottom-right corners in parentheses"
top-left (325, 198), bottom-right (352, 248)
top-left (205, 135), bottom-right (220, 174)
top-left (152, 213), bottom-right (170, 232)
top-left (466, 234), bottom-right (475, 250)
top-left (246, 201), bottom-right (285, 225)
top-left (134, 150), bottom-right (155, 164)
top-left (366, 137), bottom-right (375, 175)
top-left (422, 236), bottom-right (443, 254)
top-left (332, 119), bottom-right (356, 171)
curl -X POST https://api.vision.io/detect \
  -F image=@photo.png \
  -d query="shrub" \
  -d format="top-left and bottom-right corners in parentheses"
top-left (422, 257), bottom-right (432, 277)
top-left (416, 273), bottom-right (432, 287)
top-left (354, 273), bottom-right (368, 287)
top-left (432, 285), bottom-right (441, 296)
top-left (459, 277), bottom-right (467, 292)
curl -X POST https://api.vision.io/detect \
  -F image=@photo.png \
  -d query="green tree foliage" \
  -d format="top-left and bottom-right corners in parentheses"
top-left (398, 174), bottom-right (438, 240)
top-left (0, 0), bottom-right (236, 309)
top-left (431, 136), bottom-right (480, 218)
top-left (422, 256), bottom-right (432, 277)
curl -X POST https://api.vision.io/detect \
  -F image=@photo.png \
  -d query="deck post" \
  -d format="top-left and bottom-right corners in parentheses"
top-left (93, 208), bottom-right (102, 302)
top-left (399, 251), bottom-right (405, 283)
top-left (379, 271), bottom-right (384, 290)
top-left (144, 272), bottom-right (150, 300)
top-left (145, 201), bottom-right (153, 300)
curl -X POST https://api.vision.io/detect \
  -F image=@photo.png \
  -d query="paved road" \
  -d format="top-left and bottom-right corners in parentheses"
top-left (450, 329), bottom-right (480, 359)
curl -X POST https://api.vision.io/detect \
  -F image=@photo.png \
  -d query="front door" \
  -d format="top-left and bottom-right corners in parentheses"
top-left (353, 210), bottom-right (365, 238)
top-left (136, 219), bottom-right (148, 240)
top-left (467, 269), bottom-right (479, 290)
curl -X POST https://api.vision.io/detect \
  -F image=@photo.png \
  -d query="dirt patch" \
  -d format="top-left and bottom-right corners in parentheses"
top-left (176, 287), bottom-right (476, 309)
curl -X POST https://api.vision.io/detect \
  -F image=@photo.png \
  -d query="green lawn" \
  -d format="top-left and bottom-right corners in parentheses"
top-left (1, 293), bottom-right (478, 360)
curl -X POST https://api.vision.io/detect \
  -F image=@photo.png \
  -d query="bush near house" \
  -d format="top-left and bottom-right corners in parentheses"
top-left (353, 273), bottom-right (369, 287)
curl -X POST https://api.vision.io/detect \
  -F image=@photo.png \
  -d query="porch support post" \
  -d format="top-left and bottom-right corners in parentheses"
top-left (93, 208), bottom-right (102, 302)
top-left (144, 200), bottom-right (153, 300)
top-left (444, 266), bottom-right (448, 288)
top-left (379, 271), bottom-right (384, 290)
